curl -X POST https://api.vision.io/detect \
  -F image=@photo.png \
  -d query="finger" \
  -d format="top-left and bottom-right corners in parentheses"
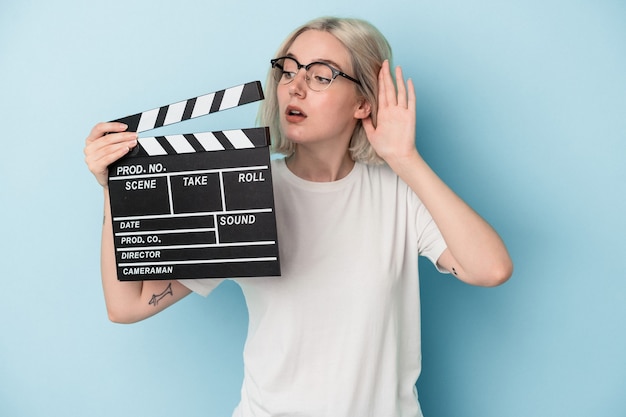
top-left (407, 78), bottom-right (416, 113)
top-left (84, 131), bottom-right (137, 159)
top-left (377, 61), bottom-right (388, 108)
top-left (395, 66), bottom-right (407, 108)
top-left (382, 60), bottom-right (397, 106)
top-left (84, 130), bottom-right (137, 170)
top-left (90, 142), bottom-right (134, 167)
top-left (86, 138), bottom-right (132, 165)
top-left (86, 122), bottom-right (130, 144)
top-left (85, 141), bottom-right (135, 186)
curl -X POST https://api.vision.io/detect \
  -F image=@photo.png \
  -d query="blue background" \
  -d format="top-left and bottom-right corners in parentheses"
top-left (1, 1), bottom-right (624, 416)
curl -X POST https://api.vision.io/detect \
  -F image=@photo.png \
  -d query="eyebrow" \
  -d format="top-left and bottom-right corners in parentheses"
top-left (285, 53), bottom-right (346, 71)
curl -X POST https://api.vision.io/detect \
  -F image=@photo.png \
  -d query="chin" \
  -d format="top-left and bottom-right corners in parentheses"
top-left (281, 127), bottom-right (307, 144)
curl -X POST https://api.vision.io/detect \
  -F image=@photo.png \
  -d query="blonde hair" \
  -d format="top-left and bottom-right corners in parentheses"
top-left (258, 17), bottom-right (392, 164)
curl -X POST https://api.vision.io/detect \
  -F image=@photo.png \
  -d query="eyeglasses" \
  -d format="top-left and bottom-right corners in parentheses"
top-left (270, 56), bottom-right (361, 92)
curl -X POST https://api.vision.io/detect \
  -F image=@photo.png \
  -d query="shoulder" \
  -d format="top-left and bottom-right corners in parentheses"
top-left (360, 162), bottom-right (428, 212)
top-left (359, 161), bottom-right (406, 189)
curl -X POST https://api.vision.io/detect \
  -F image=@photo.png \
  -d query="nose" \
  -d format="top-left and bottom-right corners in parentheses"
top-left (288, 68), bottom-right (308, 96)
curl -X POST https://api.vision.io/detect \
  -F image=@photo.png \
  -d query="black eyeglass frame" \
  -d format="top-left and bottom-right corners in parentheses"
top-left (270, 56), bottom-right (362, 90)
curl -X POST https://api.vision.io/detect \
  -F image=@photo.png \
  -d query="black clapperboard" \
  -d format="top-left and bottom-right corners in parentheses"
top-left (107, 81), bottom-right (280, 281)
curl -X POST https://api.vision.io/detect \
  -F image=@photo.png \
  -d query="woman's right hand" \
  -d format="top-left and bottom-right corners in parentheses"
top-left (84, 122), bottom-right (138, 187)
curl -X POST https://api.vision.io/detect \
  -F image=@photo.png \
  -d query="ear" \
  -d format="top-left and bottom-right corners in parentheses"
top-left (353, 98), bottom-right (372, 120)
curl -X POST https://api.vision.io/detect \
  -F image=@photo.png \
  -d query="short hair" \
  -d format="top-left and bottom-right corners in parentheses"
top-left (258, 16), bottom-right (393, 165)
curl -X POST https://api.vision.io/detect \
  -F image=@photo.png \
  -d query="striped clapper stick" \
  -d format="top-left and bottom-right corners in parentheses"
top-left (107, 81), bottom-right (281, 281)
top-left (112, 81), bottom-right (265, 133)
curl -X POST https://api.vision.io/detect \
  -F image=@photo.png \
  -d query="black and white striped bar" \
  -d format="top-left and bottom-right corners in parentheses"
top-left (130, 127), bottom-right (270, 158)
top-left (112, 81), bottom-right (264, 133)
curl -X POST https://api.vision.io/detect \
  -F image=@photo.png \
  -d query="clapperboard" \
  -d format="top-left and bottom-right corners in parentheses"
top-left (107, 81), bottom-right (280, 281)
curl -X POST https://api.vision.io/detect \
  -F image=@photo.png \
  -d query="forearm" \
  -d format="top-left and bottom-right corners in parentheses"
top-left (388, 151), bottom-right (513, 286)
top-left (100, 188), bottom-right (189, 323)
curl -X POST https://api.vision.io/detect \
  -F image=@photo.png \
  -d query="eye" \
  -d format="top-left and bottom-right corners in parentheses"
top-left (282, 71), bottom-right (297, 80)
top-left (313, 75), bottom-right (332, 85)
top-left (307, 63), bottom-right (334, 87)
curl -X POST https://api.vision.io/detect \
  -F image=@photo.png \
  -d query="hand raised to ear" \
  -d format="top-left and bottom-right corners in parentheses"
top-left (362, 60), bottom-right (419, 165)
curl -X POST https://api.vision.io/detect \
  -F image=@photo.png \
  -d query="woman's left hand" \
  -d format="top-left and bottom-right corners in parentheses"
top-left (362, 60), bottom-right (419, 166)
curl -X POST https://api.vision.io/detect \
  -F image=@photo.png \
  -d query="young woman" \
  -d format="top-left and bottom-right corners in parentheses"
top-left (84, 16), bottom-right (512, 417)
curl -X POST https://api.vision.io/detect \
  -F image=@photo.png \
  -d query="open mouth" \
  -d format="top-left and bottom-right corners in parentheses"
top-left (286, 106), bottom-right (307, 119)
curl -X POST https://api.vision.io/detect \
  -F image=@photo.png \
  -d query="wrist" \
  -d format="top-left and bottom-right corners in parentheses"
top-left (384, 149), bottom-right (423, 174)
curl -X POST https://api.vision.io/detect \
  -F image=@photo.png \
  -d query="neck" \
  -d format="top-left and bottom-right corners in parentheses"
top-left (286, 147), bottom-right (355, 182)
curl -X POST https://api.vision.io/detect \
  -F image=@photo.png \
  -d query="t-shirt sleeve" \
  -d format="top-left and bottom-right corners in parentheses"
top-left (178, 278), bottom-right (225, 297)
top-left (414, 198), bottom-right (449, 274)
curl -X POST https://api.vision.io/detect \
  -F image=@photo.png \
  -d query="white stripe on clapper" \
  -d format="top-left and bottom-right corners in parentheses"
top-left (167, 134), bottom-right (195, 153)
top-left (219, 84), bottom-right (245, 111)
top-left (224, 129), bottom-right (255, 149)
top-left (163, 100), bottom-right (187, 126)
top-left (138, 137), bottom-right (167, 156)
top-left (194, 132), bottom-right (225, 151)
top-left (137, 108), bottom-right (160, 132)
top-left (191, 92), bottom-right (216, 118)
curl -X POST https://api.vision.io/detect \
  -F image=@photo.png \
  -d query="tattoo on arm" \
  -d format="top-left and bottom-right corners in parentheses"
top-left (149, 283), bottom-right (173, 307)
top-left (452, 267), bottom-right (458, 276)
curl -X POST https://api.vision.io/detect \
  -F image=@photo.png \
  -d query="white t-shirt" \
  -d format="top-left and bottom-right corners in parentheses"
top-left (180, 158), bottom-right (447, 417)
